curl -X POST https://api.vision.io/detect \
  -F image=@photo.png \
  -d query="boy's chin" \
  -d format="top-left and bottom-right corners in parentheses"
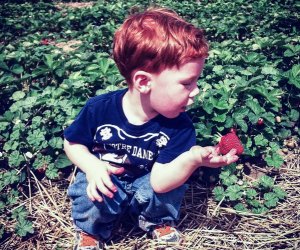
top-left (163, 111), bottom-right (184, 119)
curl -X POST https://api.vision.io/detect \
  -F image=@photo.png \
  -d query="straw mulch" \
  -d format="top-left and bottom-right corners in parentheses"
top-left (54, 40), bottom-right (83, 53)
top-left (55, 2), bottom-right (95, 10)
top-left (1, 149), bottom-right (300, 250)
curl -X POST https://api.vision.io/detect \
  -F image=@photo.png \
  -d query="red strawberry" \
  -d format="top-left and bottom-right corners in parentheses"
top-left (40, 39), bottom-right (50, 45)
top-left (257, 118), bottom-right (264, 126)
top-left (217, 130), bottom-right (244, 155)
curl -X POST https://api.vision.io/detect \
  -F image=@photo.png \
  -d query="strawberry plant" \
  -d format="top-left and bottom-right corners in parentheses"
top-left (0, 0), bottom-right (299, 241)
top-left (213, 164), bottom-right (287, 214)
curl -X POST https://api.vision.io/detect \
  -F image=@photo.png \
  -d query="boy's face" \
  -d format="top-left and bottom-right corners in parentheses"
top-left (149, 58), bottom-right (205, 119)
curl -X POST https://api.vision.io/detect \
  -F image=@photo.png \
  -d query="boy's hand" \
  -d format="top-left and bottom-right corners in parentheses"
top-left (85, 163), bottom-right (124, 202)
top-left (191, 145), bottom-right (239, 168)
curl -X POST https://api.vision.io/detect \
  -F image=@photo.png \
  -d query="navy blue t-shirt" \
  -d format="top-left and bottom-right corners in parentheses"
top-left (64, 89), bottom-right (196, 178)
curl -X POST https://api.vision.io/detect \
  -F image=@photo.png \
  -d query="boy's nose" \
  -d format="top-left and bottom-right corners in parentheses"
top-left (190, 85), bottom-right (200, 97)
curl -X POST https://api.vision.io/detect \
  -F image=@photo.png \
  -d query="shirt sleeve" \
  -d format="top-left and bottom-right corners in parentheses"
top-left (155, 115), bottom-right (196, 164)
top-left (64, 99), bottom-right (97, 150)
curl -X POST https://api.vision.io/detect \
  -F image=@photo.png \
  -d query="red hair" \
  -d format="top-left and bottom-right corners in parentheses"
top-left (113, 7), bottom-right (209, 84)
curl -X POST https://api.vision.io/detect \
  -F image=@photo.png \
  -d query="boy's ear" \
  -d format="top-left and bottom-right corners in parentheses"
top-left (132, 70), bottom-right (152, 94)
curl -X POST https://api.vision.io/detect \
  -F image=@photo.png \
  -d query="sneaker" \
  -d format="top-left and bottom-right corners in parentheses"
top-left (152, 224), bottom-right (183, 247)
top-left (73, 231), bottom-right (104, 250)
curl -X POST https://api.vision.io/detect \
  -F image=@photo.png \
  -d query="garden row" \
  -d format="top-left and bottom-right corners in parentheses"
top-left (0, 0), bottom-right (299, 239)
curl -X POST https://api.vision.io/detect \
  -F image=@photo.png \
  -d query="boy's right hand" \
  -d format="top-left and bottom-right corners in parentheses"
top-left (85, 162), bottom-right (124, 202)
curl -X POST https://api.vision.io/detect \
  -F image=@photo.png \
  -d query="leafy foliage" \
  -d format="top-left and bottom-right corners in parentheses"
top-left (0, 0), bottom-right (299, 239)
top-left (213, 164), bottom-right (287, 214)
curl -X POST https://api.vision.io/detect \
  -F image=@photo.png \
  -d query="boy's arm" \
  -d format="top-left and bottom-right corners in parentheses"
top-left (64, 139), bottom-right (124, 202)
top-left (150, 145), bottom-right (238, 193)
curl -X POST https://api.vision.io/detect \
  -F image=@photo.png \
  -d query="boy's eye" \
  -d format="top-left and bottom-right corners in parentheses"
top-left (182, 77), bottom-right (200, 87)
top-left (182, 82), bottom-right (194, 88)
top-left (182, 82), bottom-right (192, 86)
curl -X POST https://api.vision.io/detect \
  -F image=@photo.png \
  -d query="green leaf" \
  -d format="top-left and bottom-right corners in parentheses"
top-left (31, 116), bottom-right (43, 129)
top-left (264, 192), bottom-right (279, 208)
top-left (234, 203), bottom-right (248, 212)
top-left (278, 128), bottom-right (291, 139)
top-left (49, 137), bottom-right (63, 149)
top-left (55, 68), bottom-right (65, 77)
top-left (11, 206), bottom-right (28, 220)
top-left (290, 64), bottom-right (300, 78)
top-left (23, 96), bottom-right (38, 108)
top-left (3, 140), bottom-right (19, 151)
top-left (55, 154), bottom-right (72, 169)
top-left (224, 117), bottom-right (234, 128)
top-left (262, 112), bottom-right (276, 125)
top-left (234, 115), bottom-right (248, 133)
top-left (259, 175), bottom-right (274, 189)
top-left (273, 186), bottom-right (287, 200)
top-left (225, 185), bottom-right (243, 201)
top-left (264, 192), bottom-right (277, 201)
top-left (7, 189), bottom-right (20, 205)
top-left (288, 64), bottom-right (300, 88)
top-left (212, 65), bottom-right (224, 73)
top-left (203, 102), bottom-right (214, 114)
top-left (246, 99), bottom-right (263, 115)
top-left (222, 174), bottom-right (238, 187)
top-left (252, 86), bottom-right (281, 107)
top-left (8, 151), bottom-right (24, 167)
top-left (246, 188), bottom-right (258, 199)
top-left (254, 134), bottom-right (268, 147)
top-left (69, 71), bottom-right (83, 80)
top-left (212, 113), bottom-right (226, 122)
top-left (269, 142), bottom-right (280, 151)
top-left (45, 163), bottom-right (59, 179)
top-left (11, 91), bottom-right (26, 101)
top-left (195, 123), bottom-right (213, 137)
top-left (213, 186), bottom-right (225, 201)
top-left (32, 154), bottom-right (52, 170)
top-left (219, 170), bottom-right (230, 180)
top-left (222, 164), bottom-right (237, 175)
top-left (265, 153), bottom-right (284, 168)
top-left (251, 206), bottom-right (268, 214)
top-left (27, 130), bottom-right (46, 147)
top-left (284, 45), bottom-right (300, 57)
top-left (211, 97), bottom-right (229, 110)
top-left (248, 112), bottom-right (259, 124)
top-left (247, 199), bottom-right (261, 208)
top-left (99, 58), bottom-right (110, 74)
top-left (290, 109), bottom-right (299, 122)
top-left (1, 170), bottom-right (19, 187)
top-left (0, 57), bottom-right (9, 71)
top-left (240, 69), bottom-right (253, 76)
top-left (261, 66), bottom-right (279, 75)
top-left (234, 108), bottom-right (249, 117)
top-left (264, 198), bottom-right (278, 208)
top-left (11, 64), bottom-right (24, 74)
top-left (15, 218), bottom-right (34, 237)
top-left (44, 54), bottom-right (54, 69)
top-left (241, 52), bottom-right (262, 63)
top-left (86, 64), bottom-right (100, 71)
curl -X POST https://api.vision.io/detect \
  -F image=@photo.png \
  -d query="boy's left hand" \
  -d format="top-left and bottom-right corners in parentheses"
top-left (191, 145), bottom-right (239, 168)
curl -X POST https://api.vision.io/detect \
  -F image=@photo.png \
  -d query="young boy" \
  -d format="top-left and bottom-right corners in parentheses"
top-left (64, 7), bottom-right (239, 250)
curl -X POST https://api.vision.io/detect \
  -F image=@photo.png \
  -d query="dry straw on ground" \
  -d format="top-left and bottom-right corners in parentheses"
top-left (1, 149), bottom-right (300, 250)
top-left (55, 2), bottom-right (95, 10)
top-left (54, 40), bottom-right (83, 53)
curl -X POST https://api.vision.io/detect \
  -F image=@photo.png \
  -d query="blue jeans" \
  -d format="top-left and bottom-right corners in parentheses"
top-left (68, 171), bottom-right (188, 240)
